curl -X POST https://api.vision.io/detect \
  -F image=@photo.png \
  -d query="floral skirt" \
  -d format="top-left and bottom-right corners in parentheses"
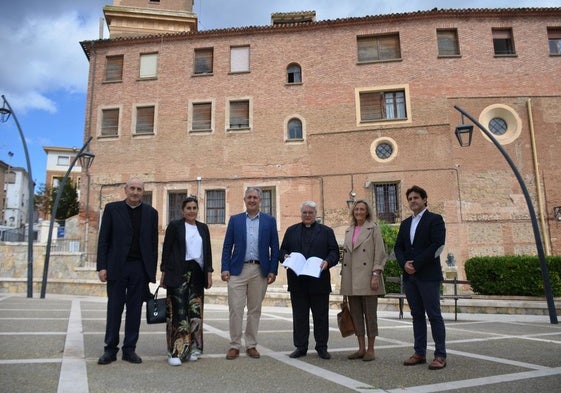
top-left (166, 260), bottom-right (204, 360)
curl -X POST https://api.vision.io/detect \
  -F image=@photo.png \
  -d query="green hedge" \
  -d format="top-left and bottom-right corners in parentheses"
top-left (465, 255), bottom-right (561, 297)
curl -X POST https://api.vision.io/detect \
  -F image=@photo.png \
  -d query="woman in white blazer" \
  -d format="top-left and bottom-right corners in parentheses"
top-left (340, 200), bottom-right (387, 361)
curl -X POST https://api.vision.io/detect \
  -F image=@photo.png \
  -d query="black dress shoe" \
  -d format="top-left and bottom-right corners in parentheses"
top-left (97, 351), bottom-right (117, 365)
top-left (122, 352), bottom-right (142, 364)
top-left (288, 348), bottom-right (307, 358)
top-left (317, 348), bottom-right (331, 359)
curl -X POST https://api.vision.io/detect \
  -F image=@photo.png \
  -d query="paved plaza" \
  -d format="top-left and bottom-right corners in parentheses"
top-left (0, 293), bottom-right (560, 393)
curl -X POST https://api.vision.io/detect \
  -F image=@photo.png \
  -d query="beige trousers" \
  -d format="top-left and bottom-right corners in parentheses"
top-left (227, 263), bottom-right (268, 349)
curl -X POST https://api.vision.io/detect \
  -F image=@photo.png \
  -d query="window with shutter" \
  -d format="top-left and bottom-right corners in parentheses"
top-left (492, 28), bottom-right (515, 55)
top-left (229, 100), bottom-right (250, 129)
top-left (101, 108), bottom-right (119, 136)
top-left (230, 46), bottom-right (250, 73)
top-left (168, 191), bottom-right (188, 224)
top-left (105, 55), bottom-right (123, 82)
top-left (191, 102), bottom-right (212, 131)
top-left (140, 53), bottom-right (158, 78)
top-left (437, 29), bottom-right (460, 56)
top-left (359, 89), bottom-right (407, 122)
top-left (357, 34), bottom-right (401, 62)
top-left (135, 106), bottom-right (155, 134)
top-left (194, 48), bottom-right (214, 74)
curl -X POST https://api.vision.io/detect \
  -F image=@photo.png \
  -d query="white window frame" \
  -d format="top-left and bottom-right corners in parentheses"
top-left (355, 84), bottom-right (411, 126)
top-left (230, 46), bottom-right (250, 73)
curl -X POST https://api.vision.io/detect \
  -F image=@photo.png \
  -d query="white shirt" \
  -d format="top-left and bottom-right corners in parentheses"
top-left (185, 222), bottom-right (204, 269)
top-left (410, 208), bottom-right (426, 244)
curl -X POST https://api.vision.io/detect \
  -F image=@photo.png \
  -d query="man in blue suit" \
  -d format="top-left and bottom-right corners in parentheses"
top-left (96, 177), bottom-right (159, 365)
top-left (221, 187), bottom-right (279, 360)
top-left (394, 185), bottom-right (447, 370)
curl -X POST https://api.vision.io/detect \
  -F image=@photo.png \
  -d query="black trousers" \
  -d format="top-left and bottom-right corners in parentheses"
top-left (104, 259), bottom-right (147, 355)
top-left (289, 290), bottom-right (330, 351)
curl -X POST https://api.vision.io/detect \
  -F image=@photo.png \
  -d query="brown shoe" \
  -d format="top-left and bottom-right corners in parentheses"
top-left (362, 351), bottom-right (375, 362)
top-left (246, 347), bottom-right (260, 359)
top-left (403, 353), bottom-right (426, 366)
top-left (347, 351), bottom-right (364, 360)
top-left (428, 356), bottom-right (446, 370)
top-left (226, 348), bottom-right (239, 360)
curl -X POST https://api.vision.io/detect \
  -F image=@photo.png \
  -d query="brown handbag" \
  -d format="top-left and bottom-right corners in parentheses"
top-left (337, 296), bottom-right (355, 337)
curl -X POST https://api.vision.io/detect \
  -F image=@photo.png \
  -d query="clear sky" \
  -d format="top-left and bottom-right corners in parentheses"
top-left (0, 0), bottom-right (558, 186)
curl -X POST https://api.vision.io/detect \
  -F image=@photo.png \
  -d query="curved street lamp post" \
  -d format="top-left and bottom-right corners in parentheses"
top-left (40, 136), bottom-right (94, 298)
top-left (453, 105), bottom-right (558, 324)
top-left (0, 95), bottom-right (35, 298)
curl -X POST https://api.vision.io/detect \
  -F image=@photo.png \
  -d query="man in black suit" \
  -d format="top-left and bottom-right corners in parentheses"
top-left (394, 185), bottom-right (447, 370)
top-left (280, 201), bottom-right (339, 359)
top-left (96, 177), bottom-right (159, 365)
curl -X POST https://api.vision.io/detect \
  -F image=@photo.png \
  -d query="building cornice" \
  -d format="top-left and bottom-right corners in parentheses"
top-left (80, 7), bottom-right (561, 60)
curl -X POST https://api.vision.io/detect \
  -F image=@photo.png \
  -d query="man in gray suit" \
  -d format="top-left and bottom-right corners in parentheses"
top-left (97, 177), bottom-right (159, 365)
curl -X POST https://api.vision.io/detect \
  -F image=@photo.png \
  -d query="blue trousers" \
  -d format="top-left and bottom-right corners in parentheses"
top-left (404, 276), bottom-right (446, 359)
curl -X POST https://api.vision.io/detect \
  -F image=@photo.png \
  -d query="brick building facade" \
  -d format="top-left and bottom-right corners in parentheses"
top-left (79, 2), bottom-right (561, 281)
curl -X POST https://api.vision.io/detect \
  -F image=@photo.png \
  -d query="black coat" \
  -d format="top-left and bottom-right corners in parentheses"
top-left (96, 200), bottom-right (159, 282)
top-left (280, 222), bottom-right (339, 295)
top-left (161, 219), bottom-right (213, 289)
top-left (394, 210), bottom-right (446, 282)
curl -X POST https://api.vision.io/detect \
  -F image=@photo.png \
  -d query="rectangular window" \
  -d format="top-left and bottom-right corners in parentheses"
top-left (548, 28), bottom-right (561, 55)
top-left (492, 28), bottom-right (515, 55)
top-left (357, 34), bottom-right (401, 62)
top-left (57, 156), bottom-right (70, 166)
top-left (139, 53), bottom-right (158, 78)
top-left (135, 106), bottom-right (155, 134)
top-left (105, 55), bottom-right (123, 82)
top-left (191, 102), bottom-right (212, 131)
top-left (206, 190), bottom-right (225, 224)
top-left (101, 108), bottom-right (119, 136)
top-left (230, 46), bottom-right (250, 73)
top-left (229, 100), bottom-right (250, 129)
top-left (437, 29), bottom-right (460, 56)
top-left (142, 191), bottom-right (153, 206)
top-left (261, 188), bottom-right (276, 217)
top-left (194, 48), bottom-right (214, 74)
top-left (374, 182), bottom-right (399, 223)
top-left (360, 90), bottom-right (406, 122)
top-left (168, 191), bottom-right (188, 223)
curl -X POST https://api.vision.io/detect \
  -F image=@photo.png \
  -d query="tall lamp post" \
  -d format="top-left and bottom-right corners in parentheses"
top-left (40, 136), bottom-right (94, 298)
top-left (453, 105), bottom-right (558, 324)
top-left (0, 95), bottom-right (35, 298)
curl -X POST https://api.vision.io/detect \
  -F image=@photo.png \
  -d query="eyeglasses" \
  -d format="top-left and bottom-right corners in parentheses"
top-left (301, 211), bottom-right (316, 215)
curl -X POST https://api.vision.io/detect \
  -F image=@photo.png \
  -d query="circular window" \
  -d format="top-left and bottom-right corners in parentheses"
top-left (478, 104), bottom-right (522, 145)
top-left (488, 117), bottom-right (508, 136)
top-left (370, 137), bottom-right (397, 163)
top-left (376, 143), bottom-right (393, 159)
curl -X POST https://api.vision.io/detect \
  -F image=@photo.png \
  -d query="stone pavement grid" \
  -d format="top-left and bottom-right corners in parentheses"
top-left (0, 293), bottom-right (560, 393)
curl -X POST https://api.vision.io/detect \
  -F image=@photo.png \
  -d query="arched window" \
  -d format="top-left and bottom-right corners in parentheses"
top-left (287, 118), bottom-right (303, 139)
top-left (287, 63), bottom-right (302, 84)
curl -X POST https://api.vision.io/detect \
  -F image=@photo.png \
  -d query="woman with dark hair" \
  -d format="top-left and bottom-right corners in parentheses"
top-left (160, 196), bottom-right (213, 366)
top-left (340, 199), bottom-right (387, 361)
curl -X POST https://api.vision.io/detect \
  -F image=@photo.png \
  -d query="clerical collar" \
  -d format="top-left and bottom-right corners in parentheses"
top-left (126, 201), bottom-right (142, 209)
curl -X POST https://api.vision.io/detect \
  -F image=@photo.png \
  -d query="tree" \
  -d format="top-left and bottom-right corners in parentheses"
top-left (55, 179), bottom-right (80, 221)
top-left (35, 179), bottom-right (80, 223)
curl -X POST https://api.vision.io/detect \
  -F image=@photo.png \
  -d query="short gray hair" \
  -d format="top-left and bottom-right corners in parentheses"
top-left (245, 186), bottom-right (263, 198)
top-left (300, 200), bottom-right (317, 213)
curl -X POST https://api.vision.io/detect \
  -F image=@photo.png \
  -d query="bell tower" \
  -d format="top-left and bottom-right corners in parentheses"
top-left (104, 0), bottom-right (197, 38)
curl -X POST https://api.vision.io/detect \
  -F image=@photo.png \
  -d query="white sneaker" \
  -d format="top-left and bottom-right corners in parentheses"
top-left (168, 357), bottom-right (181, 366)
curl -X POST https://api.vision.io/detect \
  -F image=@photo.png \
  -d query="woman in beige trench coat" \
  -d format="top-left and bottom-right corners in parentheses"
top-left (340, 200), bottom-right (387, 361)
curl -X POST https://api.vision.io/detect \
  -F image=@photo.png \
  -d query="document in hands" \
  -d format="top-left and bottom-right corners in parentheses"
top-left (282, 252), bottom-right (323, 278)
